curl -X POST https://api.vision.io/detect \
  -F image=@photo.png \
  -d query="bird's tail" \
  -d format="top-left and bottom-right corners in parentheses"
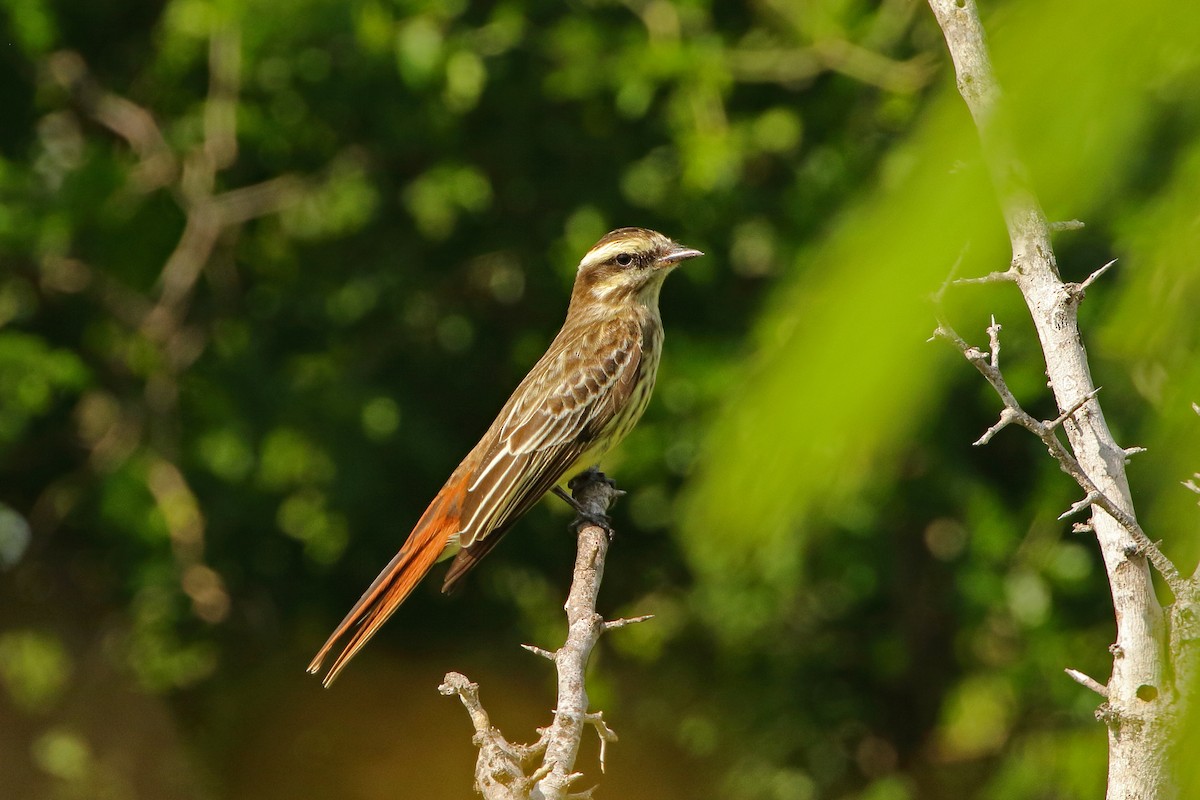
top-left (307, 476), bottom-right (467, 686)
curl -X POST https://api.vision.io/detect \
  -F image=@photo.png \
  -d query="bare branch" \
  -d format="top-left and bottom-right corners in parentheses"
top-left (582, 712), bottom-right (619, 774)
top-left (203, 24), bottom-right (241, 171)
top-left (47, 51), bottom-right (178, 191)
top-left (439, 672), bottom-right (494, 736)
top-left (444, 469), bottom-right (639, 799)
top-left (727, 44), bottom-right (934, 93)
top-left (533, 468), bottom-right (624, 800)
top-left (936, 317), bottom-right (1186, 597)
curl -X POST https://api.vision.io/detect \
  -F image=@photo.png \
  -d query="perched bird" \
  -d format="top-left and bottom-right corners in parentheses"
top-left (308, 227), bottom-right (702, 686)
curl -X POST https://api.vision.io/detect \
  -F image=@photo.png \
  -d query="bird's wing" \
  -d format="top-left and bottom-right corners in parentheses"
top-left (441, 318), bottom-right (643, 591)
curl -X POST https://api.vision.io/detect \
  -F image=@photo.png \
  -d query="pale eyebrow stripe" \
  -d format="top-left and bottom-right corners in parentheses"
top-left (578, 236), bottom-right (656, 270)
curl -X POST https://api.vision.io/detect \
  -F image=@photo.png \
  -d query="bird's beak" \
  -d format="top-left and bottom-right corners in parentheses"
top-left (658, 244), bottom-right (704, 266)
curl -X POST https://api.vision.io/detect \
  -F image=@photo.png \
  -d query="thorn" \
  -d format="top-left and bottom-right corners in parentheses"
top-left (1066, 259), bottom-right (1118, 303)
top-left (931, 244), bottom-right (970, 305)
top-left (1065, 667), bottom-right (1108, 698)
top-left (1048, 387), bottom-right (1102, 430)
top-left (1122, 446), bottom-right (1148, 463)
top-left (603, 614), bottom-right (654, 631)
top-left (1079, 259), bottom-right (1118, 293)
top-left (949, 269), bottom-right (1017, 287)
top-left (1059, 490), bottom-right (1101, 521)
top-left (985, 317), bottom-right (1002, 368)
top-left (974, 407), bottom-right (1018, 446)
top-left (1049, 219), bottom-right (1086, 232)
top-left (521, 643), bottom-right (556, 661)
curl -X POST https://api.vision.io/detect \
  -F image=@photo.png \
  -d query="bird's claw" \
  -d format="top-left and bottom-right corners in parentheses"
top-left (571, 511), bottom-right (616, 540)
top-left (555, 467), bottom-right (620, 539)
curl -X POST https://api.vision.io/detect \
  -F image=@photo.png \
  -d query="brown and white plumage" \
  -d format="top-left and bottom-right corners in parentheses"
top-left (307, 227), bottom-right (701, 686)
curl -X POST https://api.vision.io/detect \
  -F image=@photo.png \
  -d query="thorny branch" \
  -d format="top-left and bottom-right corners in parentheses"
top-left (441, 469), bottom-right (649, 800)
top-left (927, 0), bottom-right (1200, 796)
top-left (930, 315), bottom-right (1186, 598)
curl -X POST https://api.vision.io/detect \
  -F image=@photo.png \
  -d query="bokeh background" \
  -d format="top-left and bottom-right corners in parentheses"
top-left (3, 0), bottom-right (1200, 798)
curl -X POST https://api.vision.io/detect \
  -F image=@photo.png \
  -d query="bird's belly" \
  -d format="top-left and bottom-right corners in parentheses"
top-left (556, 313), bottom-right (662, 489)
top-left (557, 369), bottom-right (657, 487)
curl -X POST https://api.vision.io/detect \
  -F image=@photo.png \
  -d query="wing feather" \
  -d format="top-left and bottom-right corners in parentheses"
top-left (440, 318), bottom-right (642, 590)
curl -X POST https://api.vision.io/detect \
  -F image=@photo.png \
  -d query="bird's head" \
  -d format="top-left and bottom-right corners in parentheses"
top-left (570, 227), bottom-right (703, 310)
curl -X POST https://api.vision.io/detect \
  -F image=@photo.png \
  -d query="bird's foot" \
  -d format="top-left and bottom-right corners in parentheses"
top-left (553, 467), bottom-right (623, 540)
top-left (572, 510), bottom-right (616, 540)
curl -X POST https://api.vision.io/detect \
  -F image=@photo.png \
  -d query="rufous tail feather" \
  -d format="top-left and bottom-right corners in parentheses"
top-left (307, 477), bottom-right (466, 686)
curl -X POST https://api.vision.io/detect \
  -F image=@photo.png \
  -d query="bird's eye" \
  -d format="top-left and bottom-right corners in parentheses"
top-left (615, 253), bottom-right (634, 267)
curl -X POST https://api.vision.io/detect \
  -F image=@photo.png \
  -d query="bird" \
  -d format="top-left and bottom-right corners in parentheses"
top-left (307, 227), bottom-right (702, 686)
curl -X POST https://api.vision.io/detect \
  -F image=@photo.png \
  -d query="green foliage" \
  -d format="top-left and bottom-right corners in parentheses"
top-left (0, 629), bottom-right (71, 711)
top-left (0, 0), bottom-right (1198, 798)
top-left (0, 332), bottom-right (88, 446)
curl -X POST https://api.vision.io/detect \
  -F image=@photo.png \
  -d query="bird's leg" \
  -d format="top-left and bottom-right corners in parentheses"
top-left (554, 467), bottom-right (623, 539)
top-left (551, 486), bottom-right (586, 514)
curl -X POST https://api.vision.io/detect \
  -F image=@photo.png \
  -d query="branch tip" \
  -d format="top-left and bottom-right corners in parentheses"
top-left (439, 671), bottom-right (478, 697)
top-left (1048, 219), bottom-right (1086, 232)
top-left (1079, 258), bottom-right (1118, 293)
